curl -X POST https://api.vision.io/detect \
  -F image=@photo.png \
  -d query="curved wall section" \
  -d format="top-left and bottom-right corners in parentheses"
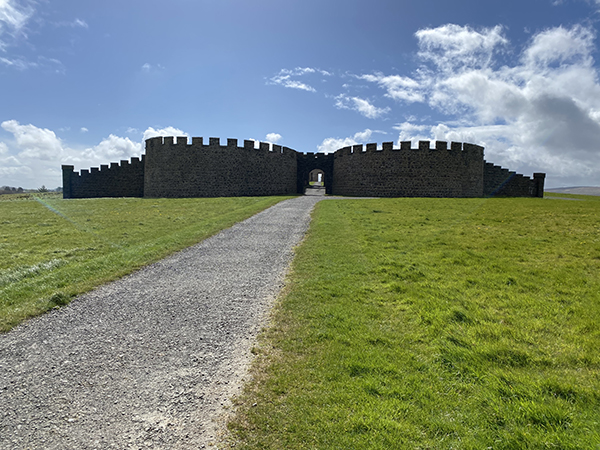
top-left (144, 137), bottom-right (297, 198)
top-left (61, 137), bottom-right (544, 199)
top-left (332, 141), bottom-right (484, 198)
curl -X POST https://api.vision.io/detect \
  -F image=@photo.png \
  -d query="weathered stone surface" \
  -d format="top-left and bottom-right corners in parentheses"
top-left (61, 138), bottom-right (545, 199)
top-left (143, 137), bottom-right (297, 198)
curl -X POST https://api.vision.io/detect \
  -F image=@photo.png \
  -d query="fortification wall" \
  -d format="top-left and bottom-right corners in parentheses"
top-left (62, 157), bottom-right (145, 199)
top-left (143, 137), bottom-right (297, 198)
top-left (61, 136), bottom-right (545, 200)
top-left (483, 163), bottom-right (545, 197)
top-left (332, 141), bottom-right (484, 198)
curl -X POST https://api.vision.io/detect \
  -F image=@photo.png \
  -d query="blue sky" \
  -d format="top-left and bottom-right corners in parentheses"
top-left (1, 0), bottom-right (600, 189)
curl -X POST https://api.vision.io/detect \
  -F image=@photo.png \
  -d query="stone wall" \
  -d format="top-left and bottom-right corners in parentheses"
top-left (143, 137), bottom-right (297, 198)
top-left (484, 163), bottom-right (545, 197)
top-left (62, 157), bottom-right (144, 199)
top-left (61, 137), bottom-right (545, 199)
top-left (332, 141), bottom-right (484, 197)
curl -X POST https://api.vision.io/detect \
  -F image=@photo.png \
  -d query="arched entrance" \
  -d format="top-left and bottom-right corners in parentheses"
top-left (309, 169), bottom-right (325, 186)
top-left (296, 153), bottom-right (334, 195)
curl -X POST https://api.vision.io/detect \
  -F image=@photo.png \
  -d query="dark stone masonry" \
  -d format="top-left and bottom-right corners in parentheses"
top-left (62, 137), bottom-right (545, 199)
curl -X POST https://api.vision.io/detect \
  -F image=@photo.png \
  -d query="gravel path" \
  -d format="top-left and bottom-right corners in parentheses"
top-left (0, 195), bottom-right (326, 449)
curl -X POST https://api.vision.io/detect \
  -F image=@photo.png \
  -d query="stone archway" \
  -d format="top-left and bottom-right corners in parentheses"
top-left (308, 169), bottom-right (325, 186)
top-left (296, 153), bottom-right (334, 194)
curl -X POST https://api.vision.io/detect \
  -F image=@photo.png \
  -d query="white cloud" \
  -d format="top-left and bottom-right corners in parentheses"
top-left (0, 0), bottom-right (33, 52)
top-left (0, 54), bottom-right (64, 72)
top-left (383, 23), bottom-right (600, 187)
top-left (2, 120), bottom-right (64, 160)
top-left (334, 94), bottom-right (390, 119)
top-left (79, 135), bottom-right (142, 163)
top-left (0, 2), bottom-right (82, 71)
top-left (317, 129), bottom-right (374, 153)
top-left (416, 24), bottom-right (507, 72)
top-left (265, 133), bottom-right (282, 144)
top-left (0, 120), bottom-right (154, 188)
top-left (393, 122), bottom-right (430, 143)
top-left (282, 67), bottom-right (315, 76)
top-left (73, 18), bottom-right (88, 28)
top-left (0, 0), bottom-right (32, 32)
top-left (53, 18), bottom-right (89, 29)
top-left (268, 67), bottom-right (331, 92)
top-left (522, 25), bottom-right (594, 69)
top-left (282, 79), bottom-right (316, 92)
top-left (141, 63), bottom-right (165, 72)
top-left (359, 73), bottom-right (424, 103)
top-left (142, 126), bottom-right (188, 144)
top-left (80, 127), bottom-right (88, 133)
top-left (0, 164), bottom-right (31, 179)
top-left (0, 55), bottom-right (34, 69)
top-left (278, 67), bottom-right (331, 77)
top-left (269, 74), bottom-right (316, 92)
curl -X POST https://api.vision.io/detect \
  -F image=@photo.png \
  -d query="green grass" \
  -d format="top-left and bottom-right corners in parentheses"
top-left (0, 193), bottom-right (291, 332)
top-left (229, 197), bottom-right (600, 449)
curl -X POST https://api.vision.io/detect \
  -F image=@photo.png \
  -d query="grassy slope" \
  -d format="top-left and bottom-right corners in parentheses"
top-left (0, 193), bottom-right (290, 332)
top-left (230, 196), bottom-right (600, 449)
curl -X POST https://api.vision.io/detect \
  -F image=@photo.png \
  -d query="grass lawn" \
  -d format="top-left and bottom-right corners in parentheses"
top-left (229, 195), bottom-right (600, 449)
top-left (0, 193), bottom-right (290, 332)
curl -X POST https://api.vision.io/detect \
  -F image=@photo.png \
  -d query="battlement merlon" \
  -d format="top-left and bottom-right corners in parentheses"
top-left (144, 136), bottom-right (298, 155)
top-left (61, 165), bottom-right (74, 199)
top-left (462, 143), bottom-right (484, 155)
top-left (282, 146), bottom-right (295, 157)
top-left (533, 172), bottom-right (546, 198)
top-left (419, 141), bottom-right (430, 151)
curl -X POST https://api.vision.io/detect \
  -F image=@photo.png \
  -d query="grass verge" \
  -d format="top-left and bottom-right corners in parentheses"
top-left (229, 196), bottom-right (600, 449)
top-left (0, 193), bottom-right (291, 332)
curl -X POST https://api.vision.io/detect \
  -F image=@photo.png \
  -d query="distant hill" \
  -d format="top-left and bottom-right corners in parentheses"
top-left (545, 187), bottom-right (600, 196)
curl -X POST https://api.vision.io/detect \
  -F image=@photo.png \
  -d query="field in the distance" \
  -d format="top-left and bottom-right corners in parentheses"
top-left (0, 193), bottom-right (290, 332)
top-left (230, 195), bottom-right (600, 449)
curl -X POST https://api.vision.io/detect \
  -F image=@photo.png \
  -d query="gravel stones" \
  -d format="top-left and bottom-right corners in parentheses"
top-left (0, 196), bottom-right (323, 450)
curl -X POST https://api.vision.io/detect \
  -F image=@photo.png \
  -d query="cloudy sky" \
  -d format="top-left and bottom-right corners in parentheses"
top-left (1, 0), bottom-right (600, 189)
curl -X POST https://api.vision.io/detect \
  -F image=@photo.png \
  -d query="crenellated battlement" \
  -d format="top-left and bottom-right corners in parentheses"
top-left (61, 155), bottom-right (145, 198)
top-left (334, 140), bottom-right (484, 157)
top-left (145, 136), bottom-right (296, 157)
top-left (65, 156), bottom-right (145, 178)
top-left (62, 136), bottom-right (544, 199)
top-left (143, 137), bottom-right (298, 198)
top-left (331, 140), bottom-right (486, 198)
